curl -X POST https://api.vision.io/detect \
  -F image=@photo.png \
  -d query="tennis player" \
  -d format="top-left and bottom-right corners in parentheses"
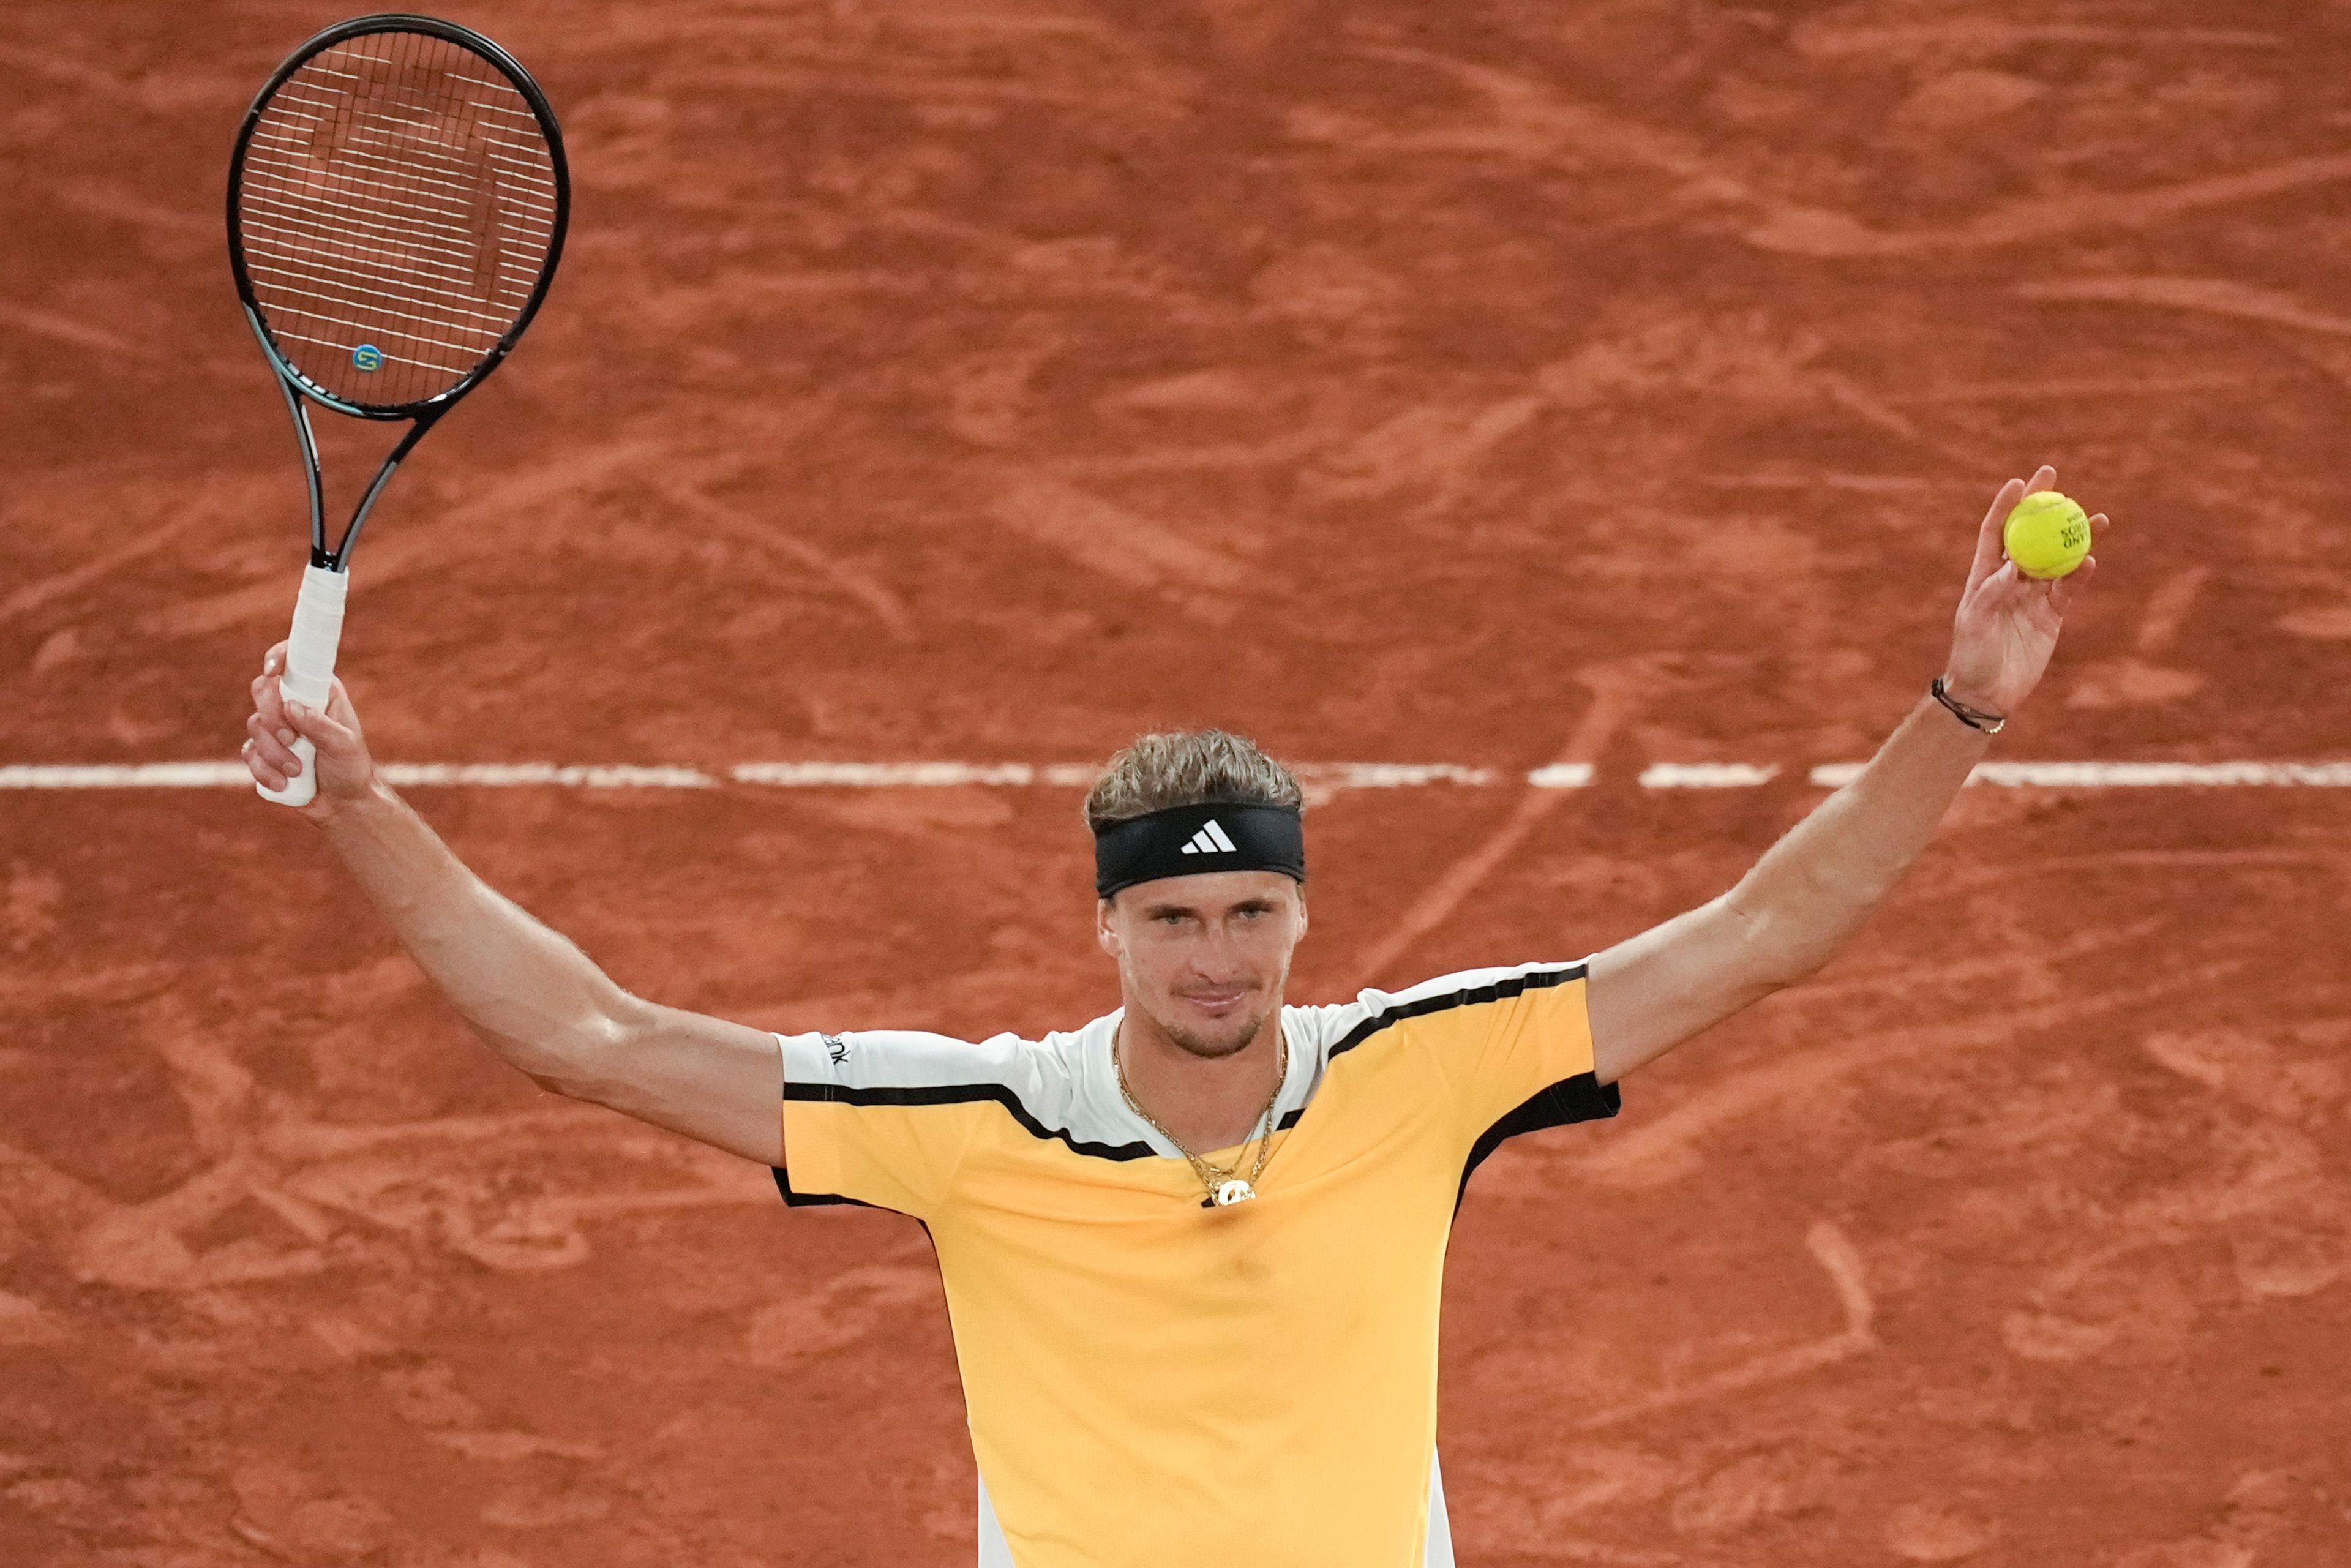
top-left (241, 470), bottom-right (2101, 1565)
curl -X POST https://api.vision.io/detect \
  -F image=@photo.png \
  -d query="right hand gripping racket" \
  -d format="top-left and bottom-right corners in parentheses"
top-left (228, 13), bottom-right (569, 805)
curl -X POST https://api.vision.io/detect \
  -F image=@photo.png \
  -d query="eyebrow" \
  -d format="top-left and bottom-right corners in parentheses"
top-left (1142, 898), bottom-right (1277, 919)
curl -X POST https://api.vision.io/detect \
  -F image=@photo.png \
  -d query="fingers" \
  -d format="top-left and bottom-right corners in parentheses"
top-left (2049, 553), bottom-right (2097, 616)
top-left (1960, 558), bottom-right (2022, 625)
top-left (246, 642), bottom-right (314, 795)
top-left (247, 645), bottom-right (302, 764)
top-left (2022, 463), bottom-right (2058, 496)
top-left (1967, 477), bottom-right (2028, 594)
top-left (251, 642), bottom-right (296, 731)
top-left (2062, 514), bottom-right (2112, 616)
top-left (242, 740), bottom-right (288, 793)
top-left (282, 693), bottom-right (358, 757)
top-left (252, 669), bottom-right (291, 734)
top-left (242, 731), bottom-right (292, 792)
top-left (244, 711), bottom-right (302, 779)
top-left (1981, 557), bottom-right (2023, 606)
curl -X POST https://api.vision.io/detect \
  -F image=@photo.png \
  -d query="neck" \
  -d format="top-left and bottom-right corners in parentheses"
top-left (1115, 999), bottom-right (1288, 1153)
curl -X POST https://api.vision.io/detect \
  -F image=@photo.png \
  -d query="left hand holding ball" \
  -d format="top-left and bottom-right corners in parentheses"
top-left (1941, 466), bottom-right (2109, 720)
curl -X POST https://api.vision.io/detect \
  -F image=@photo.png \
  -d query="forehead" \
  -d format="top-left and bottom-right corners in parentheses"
top-left (1114, 870), bottom-right (1300, 911)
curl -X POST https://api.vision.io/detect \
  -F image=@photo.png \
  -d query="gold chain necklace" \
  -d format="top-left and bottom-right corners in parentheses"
top-left (1115, 1028), bottom-right (1288, 1207)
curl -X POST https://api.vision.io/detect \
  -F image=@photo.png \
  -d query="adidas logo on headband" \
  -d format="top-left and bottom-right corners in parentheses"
top-left (1180, 819), bottom-right (1239, 855)
top-left (1093, 801), bottom-right (1305, 898)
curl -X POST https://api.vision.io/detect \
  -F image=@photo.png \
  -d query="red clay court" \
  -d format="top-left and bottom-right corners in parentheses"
top-left (4, 1), bottom-right (2349, 1563)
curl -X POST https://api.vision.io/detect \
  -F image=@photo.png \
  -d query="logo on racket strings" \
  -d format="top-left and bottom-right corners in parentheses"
top-left (352, 343), bottom-right (384, 373)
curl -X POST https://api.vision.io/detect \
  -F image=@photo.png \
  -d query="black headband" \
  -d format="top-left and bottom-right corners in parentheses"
top-left (1092, 802), bottom-right (1306, 899)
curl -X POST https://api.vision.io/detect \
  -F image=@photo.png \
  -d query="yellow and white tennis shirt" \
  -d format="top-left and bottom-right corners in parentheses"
top-left (773, 961), bottom-right (1619, 1568)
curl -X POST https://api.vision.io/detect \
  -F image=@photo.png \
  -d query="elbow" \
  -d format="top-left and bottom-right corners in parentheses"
top-left (489, 1031), bottom-right (604, 1102)
top-left (1720, 888), bottom-right (1842, 993)
top-left (484, 990), bottom-right (643, 1105)
top-left (1738, 943), bottom-right (1824, 999)
top-left (1760, 944), bottom-right (1834, 991)
top-left (519, 1065), bottom-right (575, 1099)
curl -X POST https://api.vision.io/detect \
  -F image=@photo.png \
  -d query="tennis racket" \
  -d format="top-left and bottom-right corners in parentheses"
top-left (229, 13), bottom-right (569, 805)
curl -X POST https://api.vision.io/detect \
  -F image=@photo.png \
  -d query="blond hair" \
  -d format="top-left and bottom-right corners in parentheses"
top-left (1081, 729), bottom-right (1303, 831)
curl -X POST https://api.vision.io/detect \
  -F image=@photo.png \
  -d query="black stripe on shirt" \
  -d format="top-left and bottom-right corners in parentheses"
top-left (1275, 962), bottom-right (1588, 1131)
top-left (1455, 1071), bottom-right (1621, 1210)
top-left (774, 962), bottom-right (1591, 1201)
top-left (782, 1078), bottom-right (1160, 1163)
top-left (770, 1160), bottom-right (879, 1209)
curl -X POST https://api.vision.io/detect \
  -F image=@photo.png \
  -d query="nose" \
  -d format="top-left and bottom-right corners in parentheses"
top-left (1183, 939), bottom-right (1253, 990)
top-left (1191, 918), bottom-right (1245, 964)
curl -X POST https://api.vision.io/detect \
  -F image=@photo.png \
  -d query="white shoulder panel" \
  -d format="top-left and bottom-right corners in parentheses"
top-left (1285, 961), bottom-right (1588, 1055)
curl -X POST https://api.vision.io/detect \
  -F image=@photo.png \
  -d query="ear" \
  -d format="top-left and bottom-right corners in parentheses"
top-left (1095, 896), bottom-right (1121, 959)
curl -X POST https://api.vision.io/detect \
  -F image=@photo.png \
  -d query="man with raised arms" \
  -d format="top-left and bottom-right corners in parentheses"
top-left (240, 471), bottom-right (2103, 1565)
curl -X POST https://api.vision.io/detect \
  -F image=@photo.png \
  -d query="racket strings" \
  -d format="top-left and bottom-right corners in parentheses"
top-left (236, 29), bottom-right (560, 409)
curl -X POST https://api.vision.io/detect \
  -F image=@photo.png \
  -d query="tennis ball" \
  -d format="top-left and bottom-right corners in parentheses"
top-left (2003, 490), bottom-right (2091, 579)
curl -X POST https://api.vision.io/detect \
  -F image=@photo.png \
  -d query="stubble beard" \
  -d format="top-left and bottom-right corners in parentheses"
top-left (1123, 948), bottom-right (1293, 1062)
top-left (1153, 1002), bottom-right (1273, 1062)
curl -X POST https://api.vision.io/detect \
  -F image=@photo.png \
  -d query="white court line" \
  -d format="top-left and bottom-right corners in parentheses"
top-left (1809, 760), bottom-right (2351, 789)
top-left (1295, 763), bottom-right (1496, 789)
top-left (691, 762), bottom-right (1494, 789)
top-left (383, 763), bottom-right (714, 788)
top-left (1973, 760), bottom-right (2351, 787)
top-left (0, 763), bottom-right (257, 789)
top-left (732, 762), bottom-right (1068, 787)
top-left (2, 761), bottom-right (2349, 792)
top-left (1641, 762), bottom-right (1781, 789)
top-left (0, 763), bottom-right (722, 789)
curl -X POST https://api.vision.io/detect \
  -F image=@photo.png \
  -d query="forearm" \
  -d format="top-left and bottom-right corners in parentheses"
top-left (1588, 468), bottom-right (2102, 1083)
top-left (317, 779), bottom-right (631, 1082)
top-left (1725, 694), bottom-right (1990, 983)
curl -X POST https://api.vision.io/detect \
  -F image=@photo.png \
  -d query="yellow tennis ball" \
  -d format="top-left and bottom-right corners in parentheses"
top-left (2003, 490), bottom-right (2091, 579)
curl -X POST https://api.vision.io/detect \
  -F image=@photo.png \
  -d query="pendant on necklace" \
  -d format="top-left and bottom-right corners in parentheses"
top-left (1213, 1179), bottom-right (1256, 1206)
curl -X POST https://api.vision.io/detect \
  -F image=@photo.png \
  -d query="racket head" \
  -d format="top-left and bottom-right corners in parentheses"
top-left (227, 13), bottom-right (569, 421)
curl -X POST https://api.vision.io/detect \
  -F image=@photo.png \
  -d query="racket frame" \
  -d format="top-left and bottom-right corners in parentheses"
top-left (226, 11), bottom-right (571, 569)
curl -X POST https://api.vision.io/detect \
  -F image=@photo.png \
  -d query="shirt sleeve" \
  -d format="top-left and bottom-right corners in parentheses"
top-left (1385, 961), bottom-right (1620, 1152)
top-left (773, 1028), bottom-right (1013, 1218)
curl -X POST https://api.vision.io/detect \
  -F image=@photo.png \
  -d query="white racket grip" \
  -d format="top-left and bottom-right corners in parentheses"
top-left (257, 565), bottom-right (348, 808)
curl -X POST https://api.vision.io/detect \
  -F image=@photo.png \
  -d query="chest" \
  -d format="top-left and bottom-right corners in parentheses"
top-left (942, 1040), bottom-right (1464, 1345)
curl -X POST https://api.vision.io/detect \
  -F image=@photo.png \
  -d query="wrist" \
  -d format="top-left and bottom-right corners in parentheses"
top-left (317, 773), bottom-right (398, 833)
top-left (1930, 675), bottom-right (2005, 735)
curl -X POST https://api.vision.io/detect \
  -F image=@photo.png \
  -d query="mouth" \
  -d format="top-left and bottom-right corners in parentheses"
top-left (1177, 988), bottom-right (1250, 1018)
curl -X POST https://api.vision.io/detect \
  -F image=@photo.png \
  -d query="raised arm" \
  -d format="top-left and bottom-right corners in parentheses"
top-left (1586, 467), bottom-right (2107, 1084)
top-left (243, 647), bottom-right (782, 1165)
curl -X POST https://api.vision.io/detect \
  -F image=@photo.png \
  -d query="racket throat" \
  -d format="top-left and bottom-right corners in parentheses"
top-left (336, 410), bottom-right (442, 569)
